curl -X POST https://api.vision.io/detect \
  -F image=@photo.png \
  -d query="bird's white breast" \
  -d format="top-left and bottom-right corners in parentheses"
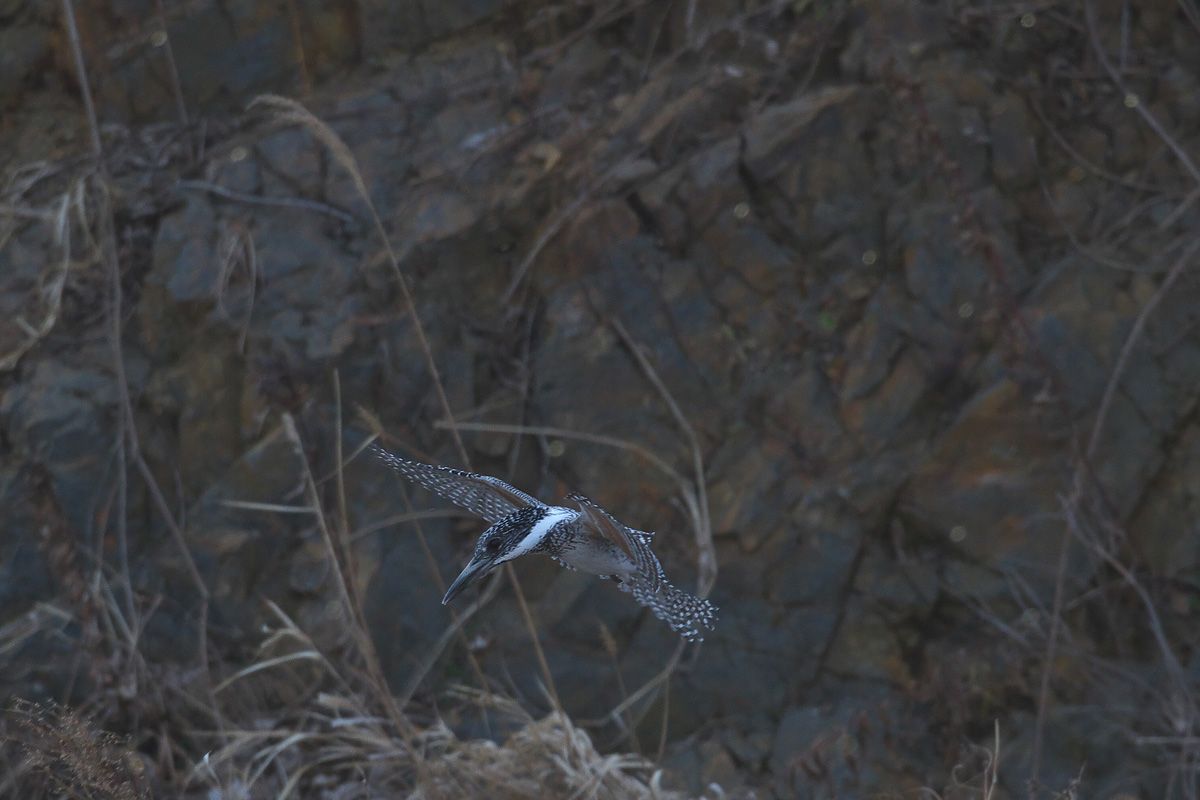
top-left (507, 506), bottom-right (576, 560)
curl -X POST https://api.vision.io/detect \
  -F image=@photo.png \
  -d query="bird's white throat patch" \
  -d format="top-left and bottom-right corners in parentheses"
top-left (507, 506), bottom-right (575, 560)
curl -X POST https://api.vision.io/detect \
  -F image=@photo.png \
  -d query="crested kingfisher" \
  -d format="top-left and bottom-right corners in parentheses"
top-left (373, 446), bottom-right (717, 641)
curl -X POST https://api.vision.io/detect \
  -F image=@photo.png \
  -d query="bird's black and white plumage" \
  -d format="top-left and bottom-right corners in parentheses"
top-left (373, 445), bottom-right (716, 641)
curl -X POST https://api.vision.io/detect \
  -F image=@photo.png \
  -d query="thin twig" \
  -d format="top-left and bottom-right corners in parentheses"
top-left (434, 420), bottom-right (690, 488)
top-left (0, 191), bottom-right (71, 371)
top-left (499, 158), bottom-right (634, 305)
top-left (114, 416), bottom-right (135, 631)
top-left (602, 641), bottom-right (686, 723)
top-left (250, 94), bottom-right (574, 765)
top-left (177, 180), bottom-right (356, 223)
top-left (355, 430), bottom-right (495, 714)
top-left (63, 0), bottom-right (224, 737)
top-left (279, 415), bottom-right (427, 760)
top-left (397, 572), bottom-right (504, 708)
top-left (610, 318), bottom-right (715, 596)
top-left (1033, 220), bottom-right (1200, 797)
top-left (1086, 238), bottom-right (1200, 459)
top-left (248, 95), bottom-right (470, 463)
top-left (0, 203), bottom-right (54, 220)
top-left (1029, 484), bottom-right (1079, 799)
top-left (152, 0), bottom-right (190, 150)
top-left (284, 0), bottom-right (313, 96)
top-left (349, 508), bottom-right (475, 540)
top-left (1084, 0), bottom-right (1200, 190)
top-left (107, 195), bottom-right (220, 725)
top-left (61, 0), bottom-right (101, 158)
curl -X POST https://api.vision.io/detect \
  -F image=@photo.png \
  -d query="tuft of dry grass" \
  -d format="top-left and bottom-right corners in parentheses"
top-left (192, 603), bottom-right (692, 799)
top-left (0, 174), bottom-right (81, 372)
top-left (1, 701), bottom-right (148, 800)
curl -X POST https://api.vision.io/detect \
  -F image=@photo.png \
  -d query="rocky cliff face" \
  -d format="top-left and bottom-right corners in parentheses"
top-left (2, 0), bottom-right (1199, 797)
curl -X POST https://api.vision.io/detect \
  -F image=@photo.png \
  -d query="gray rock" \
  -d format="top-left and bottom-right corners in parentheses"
top-left (707, 430), bottom-right (799, 554)
top-left (0, 359), bottom-right (117, 534)
top-left (246, 214), bottom-right (364, 360)
top-left (255, 128), bottom-right (323, 199)
top-left (988, 93), bottom-right (1037, 189)
top-left (743, 86), bottom-right (861, 172)
top-left (821, 596), bottom-right (908, 683)
top-left (288, 540), bottom-right (331, 595)
top-left (840, 314), bottom-right (905, 403)
top-left (839, 346), bottom-right (930, 448)
top-left (853, 541), bottom-right (938, 612)
top-left (1090, 391), bottom-right (1164, 517)
top-left (0, 468), bottom-right (52, 613)
top-left (903, 379), bottom-right (1076, 600)
top-left (152, 194), bottom-right (219, 303)
top-left (0, 24), bottom-right (50, 112)
top-left (543, 569), bottom-right (645, 642)
top-left (770, 706), bottom-right (825, 779)
top-left (88, 0), bottom-right (360, 120)
top-left (838, 0), bottom-right (951, 77)
top-left (899, 202), bottom-right (991, 324)
top-left (767, 355), bottom-right (848, 464)
top-left (366, 519), bottom-right (457, 688)
top-left (0, 0), bottom-right (24, 20)
top-left (396, 190), bottom-right (480, 244)
top-left (688, 136), bottom-right (740, 191)
top-left (675, 601), bottom-right (836, 721)
top-left (536, 36), bottom-right (611, 113)
top-left (704, 222), bottom-right (794, 295)
top-left (766, 505), bottom-right (862, 607)
top-left (1129, 423), bottom-right (1200, 575)
top-left (366, 0), bottom-right (508, 50)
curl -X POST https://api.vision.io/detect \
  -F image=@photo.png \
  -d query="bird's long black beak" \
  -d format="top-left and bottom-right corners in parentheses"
top-left (442, 556), bottom-right (495, 604)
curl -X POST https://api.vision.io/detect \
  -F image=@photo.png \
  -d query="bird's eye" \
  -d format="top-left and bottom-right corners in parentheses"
top-left (485, 538), bottom-right (503, 553)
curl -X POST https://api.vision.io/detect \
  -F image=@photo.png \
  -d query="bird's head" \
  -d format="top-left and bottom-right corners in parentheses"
top-left (442, 506), bottom-right (563, 604)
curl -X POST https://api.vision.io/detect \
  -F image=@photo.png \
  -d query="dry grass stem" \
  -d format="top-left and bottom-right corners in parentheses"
top-left (59, 0), bottom-right (224, 742)
top-left (180, 179), bottom-right (355, 222)
top-left (247, 94), bottom-right (468, 462)
top-left (280, 413), bottom-right (423, 745)
top-left (1029, 71), bottom-right (1200, 787)
top-left (61, 0), bottom-right (101, 158)
top-left (190, 607), bottom-right (690, 799)
top-left (500, 157), bottom-right (636, 305)
top-left (1085, 237), bottom-right (1200, 459)
top-left (152, 0), bottom-right (190, 141)
top-left (1083, 0), bottom-right (1200, 190)
top-left (608, 318), bottom-right (715, 596)
top-left (249, 97), bottom-right (565, 721)
top-left (0, 189), bottom-right (72, 371)
top-left (434, 420), bottom-right (690, 492)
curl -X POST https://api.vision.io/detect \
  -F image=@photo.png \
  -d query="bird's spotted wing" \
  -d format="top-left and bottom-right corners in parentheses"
top-left (373, 445), bottom-right (543, 523)
top-left (564, 492), bottom-right (637, 561)
top-left (612, 537), bottom-right (717, 641)
top-left (565, 492), bottom-right (716, 641)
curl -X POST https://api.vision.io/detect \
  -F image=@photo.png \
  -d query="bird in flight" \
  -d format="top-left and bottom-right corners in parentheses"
top-left (373, 446), bottom-right (716, 641)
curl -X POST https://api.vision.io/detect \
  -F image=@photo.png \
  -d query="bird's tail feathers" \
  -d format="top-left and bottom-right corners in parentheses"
top-left (628, 579), bottom-right (717, 642)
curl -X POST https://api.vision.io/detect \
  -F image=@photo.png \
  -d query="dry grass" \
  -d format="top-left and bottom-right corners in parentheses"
top-left (1, 701), bottom-right (148, 800)
top-left (193, 603), bottom-right (688, 799)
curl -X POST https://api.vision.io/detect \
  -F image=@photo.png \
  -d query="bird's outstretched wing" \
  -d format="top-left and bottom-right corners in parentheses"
top-left (566, 492), bottom-right (716, 641)
top-left (619, 563), bottom-right (718, 642)
top-left (564, 492), bottom-right (637, 561)
top-left (565, 491), bottom-right (654, 540)
top-left (373, 445), bottom-right (543, 523)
